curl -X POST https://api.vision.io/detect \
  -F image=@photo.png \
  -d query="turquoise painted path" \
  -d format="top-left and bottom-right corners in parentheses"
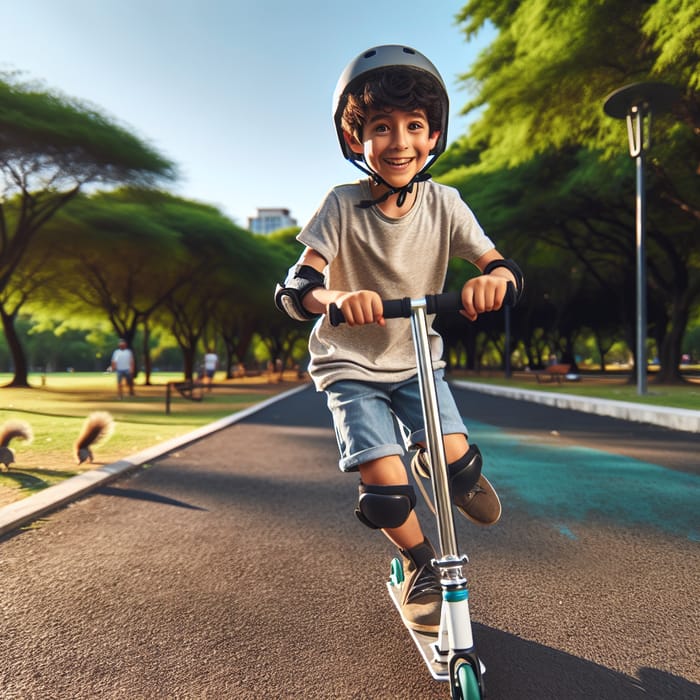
top-left (469, 419), bottom-right (700, 542)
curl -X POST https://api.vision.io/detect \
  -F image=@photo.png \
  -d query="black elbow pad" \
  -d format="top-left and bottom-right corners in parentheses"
top-left (274, 264), bottom-right (326, 321)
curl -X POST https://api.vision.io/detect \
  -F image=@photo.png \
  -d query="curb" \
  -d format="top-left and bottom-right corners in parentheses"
top-left (452, 380), bottom-right (700, 433)
top-left (0, 384), bottom-right (310, 538)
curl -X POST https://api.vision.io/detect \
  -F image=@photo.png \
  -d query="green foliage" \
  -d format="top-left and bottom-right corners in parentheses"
top-left (0, 72), bottom-right (179, 385)
top-left (454, 0), bottom-right (698, 165)
top-left (443, 0), bottom-right (699, 380)
top-left (643, 0), bottom-right (700, 90)
top-left (0, 73), bottom-right (175, 183)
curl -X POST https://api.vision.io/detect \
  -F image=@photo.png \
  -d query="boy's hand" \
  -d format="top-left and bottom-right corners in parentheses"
top-left (330, 290), bottom-right (385, 326)
top-left (460, 276), bottom-right (510, 322)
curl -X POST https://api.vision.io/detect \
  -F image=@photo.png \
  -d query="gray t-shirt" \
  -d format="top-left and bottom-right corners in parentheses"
top-left (297, 178), bottom-right (494, 391)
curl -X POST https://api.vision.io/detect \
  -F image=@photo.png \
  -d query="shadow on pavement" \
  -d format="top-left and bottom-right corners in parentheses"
top-left (477, 624), bottom-right (698, 700)
top-left (95, 485), bottom-right (208, 511)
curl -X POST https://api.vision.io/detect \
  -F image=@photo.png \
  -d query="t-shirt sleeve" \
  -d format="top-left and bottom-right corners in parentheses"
top-left (444, 186), bottom-right (495, 262)
top-left (296, 188), bottom-right (343, 265)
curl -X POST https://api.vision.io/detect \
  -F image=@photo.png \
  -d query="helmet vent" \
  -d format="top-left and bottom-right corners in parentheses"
top-left (402, 47), bottom-right (416, 55)
top-left (363, 50), bottom-right (377, 59)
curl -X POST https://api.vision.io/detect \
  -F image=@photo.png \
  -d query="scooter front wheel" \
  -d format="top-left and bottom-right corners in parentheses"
top-left (455, 662), bottom-right (481, 699)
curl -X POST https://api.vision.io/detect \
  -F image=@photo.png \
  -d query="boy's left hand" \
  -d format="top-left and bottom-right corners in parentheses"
top-left (460, 276), bottom-right (510, 322)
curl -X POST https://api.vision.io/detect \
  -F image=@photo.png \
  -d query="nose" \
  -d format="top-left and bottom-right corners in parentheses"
top-left (391, 126), bottom-right (409, 150)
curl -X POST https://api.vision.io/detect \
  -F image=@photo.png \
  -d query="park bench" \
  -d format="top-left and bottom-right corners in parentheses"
top-left (535, 363), bottom-right (579, 384)
top-left (164, 380), bottom-right (204, 413)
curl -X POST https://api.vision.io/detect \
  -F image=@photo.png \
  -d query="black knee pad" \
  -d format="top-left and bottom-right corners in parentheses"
top-left (355, 482), bottom-right (417, 530)
top-left (449, 444), bottom-right (483, 494)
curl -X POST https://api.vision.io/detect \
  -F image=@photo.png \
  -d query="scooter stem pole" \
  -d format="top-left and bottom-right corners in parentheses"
top-left (410, 299), bottom-right (459, 559)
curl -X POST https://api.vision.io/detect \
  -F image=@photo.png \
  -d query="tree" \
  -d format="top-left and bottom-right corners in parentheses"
top-left (444, 0), bottom-right (699, 382)
top-left (0, 73), bottom-right (174, 386)
top-left (41, 189), bottom-right (191, 383)
top-left (149, 195), bottom-right (272, 380)
top-left (213, 230), bottom-right (293, 377)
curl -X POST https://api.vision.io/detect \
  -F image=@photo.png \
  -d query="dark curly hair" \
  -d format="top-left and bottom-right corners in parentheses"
top-left (341, 67), bottom-right (444, 143)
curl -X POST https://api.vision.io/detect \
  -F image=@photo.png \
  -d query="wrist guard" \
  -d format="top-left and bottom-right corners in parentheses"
top-left (483, 258), bottom-right (524, 304)
top-left (274, 264), bottom-right (326, 321)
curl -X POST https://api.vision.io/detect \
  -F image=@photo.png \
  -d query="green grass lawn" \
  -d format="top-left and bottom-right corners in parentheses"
top-left (0, 370), bottom-right (304, 507)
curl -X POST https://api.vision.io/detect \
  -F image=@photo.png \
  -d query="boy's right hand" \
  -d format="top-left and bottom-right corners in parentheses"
top-left (329, 290), bottom-right (385, 326)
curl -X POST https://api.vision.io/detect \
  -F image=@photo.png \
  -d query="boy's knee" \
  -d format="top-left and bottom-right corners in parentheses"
top-left (355, 482), bottom-right (417, 529)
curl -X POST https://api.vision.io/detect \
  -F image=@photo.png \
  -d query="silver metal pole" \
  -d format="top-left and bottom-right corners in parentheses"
top-left (627, 106), bottom-right (647, 395)
top-left (635, 142), bottom-right (648, 395)
top-left (409, 299), bottom-right (458, 559)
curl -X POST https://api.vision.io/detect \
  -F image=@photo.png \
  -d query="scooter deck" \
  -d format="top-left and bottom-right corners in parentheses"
top-left (386, 581), bottom-right (449, 681)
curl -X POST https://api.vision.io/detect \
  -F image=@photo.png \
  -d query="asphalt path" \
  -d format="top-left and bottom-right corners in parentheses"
top-left (1, 385), bottom-right (698, 699)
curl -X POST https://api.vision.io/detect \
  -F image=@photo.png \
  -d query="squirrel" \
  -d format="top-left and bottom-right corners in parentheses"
top-left (75, 412), bottom-right (114, 465)
top-left (0, 419), bottom-right (33, 470)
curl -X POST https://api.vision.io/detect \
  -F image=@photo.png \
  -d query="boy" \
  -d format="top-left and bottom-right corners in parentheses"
top-left (275, 45), bottom-right (523, 634)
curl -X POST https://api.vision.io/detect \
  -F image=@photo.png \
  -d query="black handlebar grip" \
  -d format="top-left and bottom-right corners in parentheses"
top-left (425, 291), bottom-right (462, 315)
top-left (427, 284), bottom-right (516, 314)
top-left (381, 297), bottom-right (412, 319)
top-left (328, 297), bottom-right (412, 326)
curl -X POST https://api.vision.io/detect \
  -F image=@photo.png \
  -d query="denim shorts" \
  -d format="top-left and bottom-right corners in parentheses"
top-left (324, 369), bottom-right (467, 472)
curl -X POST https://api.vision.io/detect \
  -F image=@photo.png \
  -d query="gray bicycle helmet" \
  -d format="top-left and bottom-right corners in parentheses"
top-left (332, 45), bottom-right (449, 163)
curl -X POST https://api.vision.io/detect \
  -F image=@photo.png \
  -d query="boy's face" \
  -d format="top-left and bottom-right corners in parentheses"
top-left (344, 107), bottom-right (440, 190)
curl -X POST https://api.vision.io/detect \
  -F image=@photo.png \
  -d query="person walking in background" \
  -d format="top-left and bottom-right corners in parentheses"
top-left (203, 347), bottom-right (218, 390)
top-left (111, 338), bottom-right (135, 399)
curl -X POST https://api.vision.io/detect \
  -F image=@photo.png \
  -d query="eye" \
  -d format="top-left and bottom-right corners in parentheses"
top-left (409, 121), bottom-right (425, 131)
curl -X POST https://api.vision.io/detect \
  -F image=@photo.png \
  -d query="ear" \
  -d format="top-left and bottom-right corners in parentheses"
top-left (429, 130), bottom-right (441, 151)
top-left (343, 130), bottom-right (364, 155)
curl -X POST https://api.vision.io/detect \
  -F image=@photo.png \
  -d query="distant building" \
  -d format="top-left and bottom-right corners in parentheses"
top-left (247, 207), bottom-right (297, 234)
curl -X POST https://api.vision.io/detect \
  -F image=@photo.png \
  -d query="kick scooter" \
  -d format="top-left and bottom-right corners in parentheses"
top-left (330, 289), bottom-right (512, 699)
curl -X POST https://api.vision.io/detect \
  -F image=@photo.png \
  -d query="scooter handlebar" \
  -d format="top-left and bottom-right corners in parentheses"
top-left (328, 283), bottom-right (516, 326)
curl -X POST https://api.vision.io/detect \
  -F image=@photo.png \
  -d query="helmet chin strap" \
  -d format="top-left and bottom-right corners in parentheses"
top-left (351, 157), bottom-right (436, 209)
top-left (357, 172), bottom-right (432, 209)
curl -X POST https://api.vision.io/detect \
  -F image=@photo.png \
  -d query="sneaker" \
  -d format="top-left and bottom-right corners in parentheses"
top-left (398, 539), bottom-right (442, 634)
top-left (411, 445), bottom-right (502, 526)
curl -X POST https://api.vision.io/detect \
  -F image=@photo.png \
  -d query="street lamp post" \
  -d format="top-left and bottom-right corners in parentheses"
top-left (603, 82), bottom-right (679, 395)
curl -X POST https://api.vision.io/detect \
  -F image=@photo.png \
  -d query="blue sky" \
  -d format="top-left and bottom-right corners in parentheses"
top-left (2, 1), bottom-right (493, 228)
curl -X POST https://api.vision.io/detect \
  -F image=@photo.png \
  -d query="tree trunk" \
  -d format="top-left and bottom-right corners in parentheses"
top-left (141, 322), bottom-right (152, 385)
top-left (0, 307), bottom-right (30, 388)
top-left (227, 350), bottom-right (237, 378)
top-left (464, 328), bottom-right (477, 371)
top-left (654, 297), bottom-right (689, 384)
top-left (182, 345), bottom-right (196, 381)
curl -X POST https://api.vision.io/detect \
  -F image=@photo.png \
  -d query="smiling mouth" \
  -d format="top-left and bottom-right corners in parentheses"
top-left (384, 157), bottom-right (413, 167)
